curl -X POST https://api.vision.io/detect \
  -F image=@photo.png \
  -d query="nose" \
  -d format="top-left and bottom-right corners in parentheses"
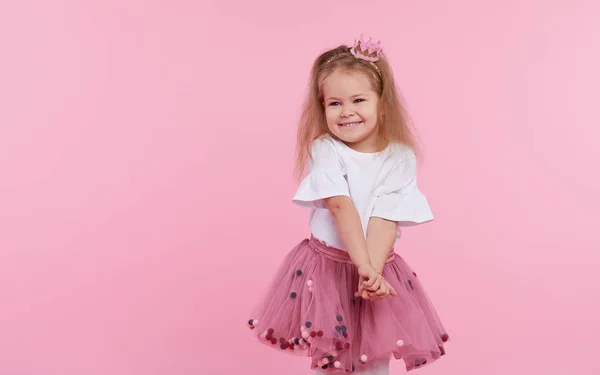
top-left (340, 105), bottom-right (355, 117)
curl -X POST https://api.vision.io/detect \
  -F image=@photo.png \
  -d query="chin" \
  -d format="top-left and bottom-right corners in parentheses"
top-left (337, 134), bottom-right (369, 144)
top-left (331, 129), bottom-right (374, 144)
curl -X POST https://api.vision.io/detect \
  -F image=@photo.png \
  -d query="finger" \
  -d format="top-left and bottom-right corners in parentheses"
top-left (384, 281), bottom-right (397, 297)
top-left (356, 286), bottom-right (366, 297)
top-left (359, 276), bottom-right (366, 287)
top-left (367, 275), bottom-right (383, 292)
top-left (374, 280), bottom-right (389, 295)
top-left (362, 272), bottom-right (380, 288)
top-left (356, 279), bottom-right (366, 295)
top-left (354, 284), bottom-right (366, 298)
top-left (361, 289), bottom-right (371, 300)
top-left (372, 283), bottom-right (392, 299)
top-left (362, 278), bottom-right (374, 289)
top-left (374, 287), bottom-right (387, 296)
top-left (362, 274), bottom-right (378, 289)
top-left (368, 287), bottom-right (384, 298)
top-left (355, 283), bottom-right (365, 297)
top-left (358, 276), bottom-right (365, 289)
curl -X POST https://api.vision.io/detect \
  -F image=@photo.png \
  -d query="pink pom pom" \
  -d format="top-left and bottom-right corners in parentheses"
top-left (360, 354), bottom-right (368, 363)
top-left (302, 331), bottom-right (309, 339)
top-left (396, 339), bottom-right (404, 347)
top-left (307, 280), bottom-right (313, 287)
top-left (308, 287), bottom-right (313, 293)
top-left (334, 361), bottom-right (341, 368)
top-left (251, 319), bottom-right (259, 327)
top-left (322, 358), bottom-right (329, 365)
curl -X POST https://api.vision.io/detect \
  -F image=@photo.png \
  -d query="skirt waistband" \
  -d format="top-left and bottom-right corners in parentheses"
top-left (307, 236), bottom-right (396, 264)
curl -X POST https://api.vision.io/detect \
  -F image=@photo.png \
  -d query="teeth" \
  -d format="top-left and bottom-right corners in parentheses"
top-left (340, 121), bottom-right (362, 127)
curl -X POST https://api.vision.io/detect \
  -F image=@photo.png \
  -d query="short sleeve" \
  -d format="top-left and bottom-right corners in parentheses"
top-left (292, 138), bottom-right (351, 209)
top-left (371, 152), bottom-right (434, 226)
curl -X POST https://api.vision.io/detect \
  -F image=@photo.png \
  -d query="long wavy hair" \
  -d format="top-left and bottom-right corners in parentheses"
top-left (294, 44), bottom-right (421, 180)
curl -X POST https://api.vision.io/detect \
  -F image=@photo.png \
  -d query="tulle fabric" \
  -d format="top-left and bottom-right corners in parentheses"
top-left (247, 237), bottom-right (450, 372)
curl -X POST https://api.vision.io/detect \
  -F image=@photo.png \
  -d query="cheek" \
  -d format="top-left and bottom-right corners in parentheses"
top-left (363, 105), bottom-right (378, 122)
top-left (325, 107), bottom-right (340, 122)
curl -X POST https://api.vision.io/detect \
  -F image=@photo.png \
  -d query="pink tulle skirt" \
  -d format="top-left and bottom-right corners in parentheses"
top-left (247, 236), bottom-right (450, 372)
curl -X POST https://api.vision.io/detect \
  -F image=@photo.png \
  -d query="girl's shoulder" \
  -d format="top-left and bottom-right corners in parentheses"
top-left (313, 133), bottom-right (338, 147)
top-left (387, 142), bottom-right (416, 163)
top-left (311, 134), bottom-right (344, 156)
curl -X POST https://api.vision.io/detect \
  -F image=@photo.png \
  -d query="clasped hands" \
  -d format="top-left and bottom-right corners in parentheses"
top-left (355, 264), bottom-right (397, 301)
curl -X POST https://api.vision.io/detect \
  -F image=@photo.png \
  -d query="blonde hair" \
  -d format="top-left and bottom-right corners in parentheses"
top-left (294, 44), bottom-right (421, 180)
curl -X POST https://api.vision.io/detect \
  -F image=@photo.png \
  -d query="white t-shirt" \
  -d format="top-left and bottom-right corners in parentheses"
top-left (292, 135), bottom-right (433, 251)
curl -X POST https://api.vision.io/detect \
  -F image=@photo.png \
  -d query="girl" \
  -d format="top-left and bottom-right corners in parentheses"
top-left (247, 35), bottom-right (449, 374)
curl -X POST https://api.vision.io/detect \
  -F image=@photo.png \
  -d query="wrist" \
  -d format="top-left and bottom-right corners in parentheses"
top-left (372, 261), bottom-right (384, 274)
top-left (357, 262), bottom-right (373, 271)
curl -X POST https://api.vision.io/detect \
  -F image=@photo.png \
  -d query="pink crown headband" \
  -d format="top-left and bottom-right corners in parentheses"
top-left (350, 34), bottom-right (383, 62)
top-left (324, 34), bottom-right (383, 75)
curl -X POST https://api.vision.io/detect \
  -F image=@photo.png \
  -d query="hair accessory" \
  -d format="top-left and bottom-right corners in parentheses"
top-left (350, 34), bottom-right (383, 62)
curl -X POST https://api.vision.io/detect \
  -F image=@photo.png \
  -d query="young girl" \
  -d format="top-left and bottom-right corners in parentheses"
top-left (247, 35), bottom-right (449, 374)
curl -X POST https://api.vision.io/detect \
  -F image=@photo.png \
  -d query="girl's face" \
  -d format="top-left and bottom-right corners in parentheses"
top-left (322, 70), bottom-right (380, 152)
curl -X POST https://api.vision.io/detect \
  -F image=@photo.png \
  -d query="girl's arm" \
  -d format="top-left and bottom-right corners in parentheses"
top-left (324, 196), bottom-right (394, 298)
top-left (324, 196), bottom-right (372, 268)
top-left (366, 217), bottom-right (398, 274)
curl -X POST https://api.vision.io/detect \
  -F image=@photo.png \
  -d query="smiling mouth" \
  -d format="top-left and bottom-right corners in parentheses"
top-left (339, 121), bottom-right (363, 127)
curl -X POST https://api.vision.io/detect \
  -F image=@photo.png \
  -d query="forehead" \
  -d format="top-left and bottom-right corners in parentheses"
top-left (322, 70), bottom-right (374, 98)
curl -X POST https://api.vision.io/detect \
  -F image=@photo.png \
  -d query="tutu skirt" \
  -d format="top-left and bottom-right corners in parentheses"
top-left (247, 237), bottom-right (450, 372)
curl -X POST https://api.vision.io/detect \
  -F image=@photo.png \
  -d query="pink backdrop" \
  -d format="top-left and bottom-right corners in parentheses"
top-left (1, 1), bottom-right (599, 374)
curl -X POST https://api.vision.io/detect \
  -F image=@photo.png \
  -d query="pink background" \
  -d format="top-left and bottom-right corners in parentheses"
top-left (1, 1), bottom-right (599, 374)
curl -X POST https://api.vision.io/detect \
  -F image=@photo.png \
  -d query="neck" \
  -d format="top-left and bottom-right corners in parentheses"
top-left (346, 134), bottom-right (387, 153)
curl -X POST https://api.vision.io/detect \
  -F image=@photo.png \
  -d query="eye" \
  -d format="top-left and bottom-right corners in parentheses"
top-left (328, 102), bottom-right (341, 106)
top-left (354, 98), bottom-right (365, 103)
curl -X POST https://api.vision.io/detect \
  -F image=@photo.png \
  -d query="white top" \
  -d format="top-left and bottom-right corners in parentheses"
top-left (292, 135), bottom-right (433, 251)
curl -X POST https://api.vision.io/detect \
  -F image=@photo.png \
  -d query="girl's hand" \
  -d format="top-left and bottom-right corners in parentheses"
top-left (371, 279), bottom-right (397, 298)
top-left (355, 275), bottom-right (378, 300)
top-left (356, 264), bottom-right (383, 294)
top-left (356, 275), bottom-right (397, 300)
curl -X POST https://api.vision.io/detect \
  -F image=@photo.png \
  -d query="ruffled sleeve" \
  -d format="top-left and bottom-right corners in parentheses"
top-left (371, 151), bottom-right (434, 226)
top-left (292, 138), bottom-right (350, 209)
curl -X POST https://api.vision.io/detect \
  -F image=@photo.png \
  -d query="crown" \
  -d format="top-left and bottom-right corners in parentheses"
top-left (350, 34), bottom-right (383, 62)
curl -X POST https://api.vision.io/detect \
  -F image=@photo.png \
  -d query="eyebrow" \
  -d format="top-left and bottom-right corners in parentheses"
top-left (325, 94), bottom-right (367, 101)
